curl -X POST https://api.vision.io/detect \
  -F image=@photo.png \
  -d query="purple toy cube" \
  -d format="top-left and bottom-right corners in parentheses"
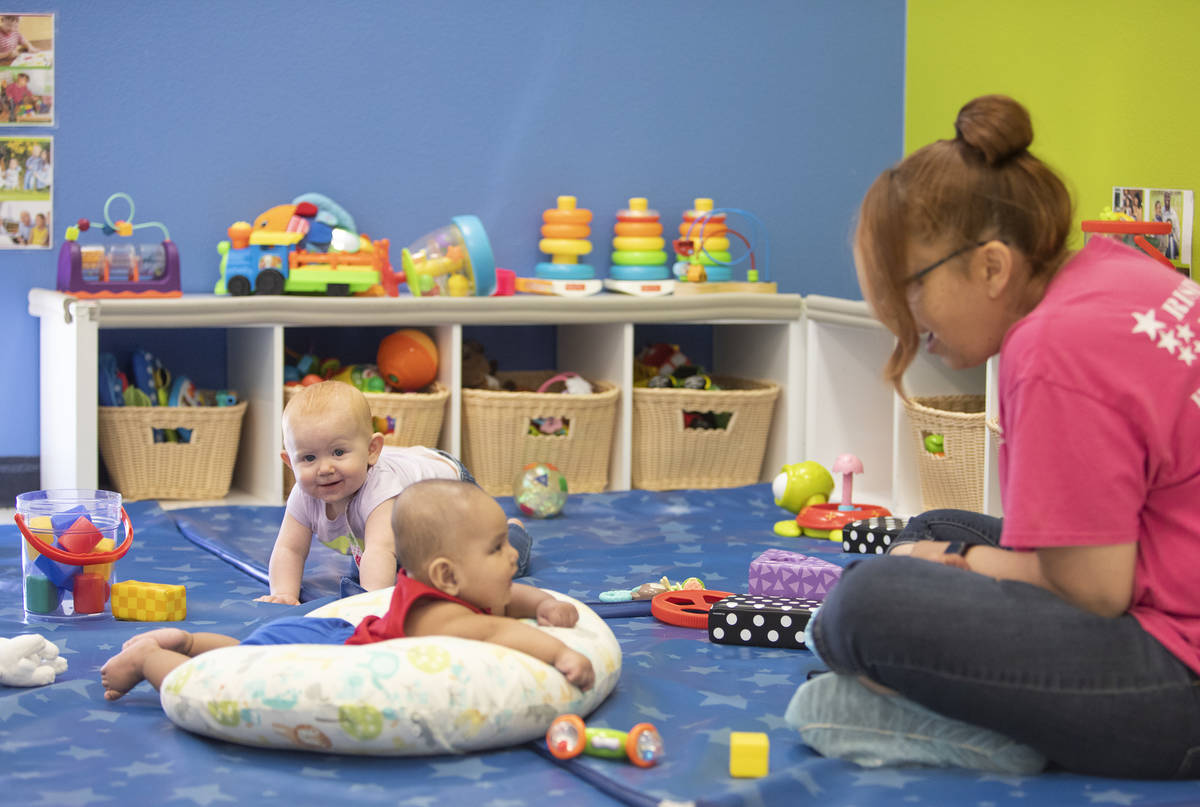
top-left (748, 549), bottom-right (843, 601)
top-left (708, 593), bottom-right (822, 650)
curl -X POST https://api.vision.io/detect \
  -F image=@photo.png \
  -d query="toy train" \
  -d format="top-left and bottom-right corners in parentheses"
top-left (215, 199), bottom-right (404, 297)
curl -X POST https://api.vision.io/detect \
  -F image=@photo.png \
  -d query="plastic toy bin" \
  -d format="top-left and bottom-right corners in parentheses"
top-left (461, 371), bottom-right (619, 496)
top-left (631, 377), bottom-right (779, 490)
top-left (902, 394), bottom-right (987, 511)
top-left (15, 489), bottom-right (133, 622)
top-left (97, 402), bottom-right (247, 501)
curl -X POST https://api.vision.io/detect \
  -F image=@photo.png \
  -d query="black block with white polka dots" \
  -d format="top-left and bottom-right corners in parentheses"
top-left (707, 593), bottom-right (821, 650)
top-left (841, 516), bottom-right (909, 555)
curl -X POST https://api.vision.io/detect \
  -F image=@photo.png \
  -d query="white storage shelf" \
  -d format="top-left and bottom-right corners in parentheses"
top-left (29, 289), bottom-right (1000, 513)
top-left (29, 289), bottom-right (806, 506)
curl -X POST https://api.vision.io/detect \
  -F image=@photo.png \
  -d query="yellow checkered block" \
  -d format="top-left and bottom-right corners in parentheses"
top-left (111, 580), bottom-right (187, 621)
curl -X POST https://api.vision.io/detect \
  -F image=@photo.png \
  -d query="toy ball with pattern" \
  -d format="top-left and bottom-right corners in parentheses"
top-left (377, 329), bottom-right (438, 391)
top-left (513, 461), bottom-right (568, 518)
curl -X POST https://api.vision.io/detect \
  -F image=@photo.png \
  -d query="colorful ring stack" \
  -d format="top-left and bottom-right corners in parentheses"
top-left (675, 198), bottom-right (734, 282)
top-left (610, 197), bottom-right (670, 281)
top-left (537, 196), bottom-right (594, 280)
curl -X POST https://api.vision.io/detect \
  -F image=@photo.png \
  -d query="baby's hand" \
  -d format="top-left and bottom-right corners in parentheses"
top-left (555, 648), bottom-right (594, 691)
top-left (255, 593), bottom-right (300, 605)
top-left (536, 598), bottom-right (579, 627)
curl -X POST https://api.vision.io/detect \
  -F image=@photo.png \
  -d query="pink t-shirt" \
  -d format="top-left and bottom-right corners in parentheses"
top-left (998, 236), bottom-right (1200, 673)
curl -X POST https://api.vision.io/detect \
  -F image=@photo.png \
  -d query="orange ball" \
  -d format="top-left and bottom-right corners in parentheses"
top-left (377, 329), bottom-right (438, 391)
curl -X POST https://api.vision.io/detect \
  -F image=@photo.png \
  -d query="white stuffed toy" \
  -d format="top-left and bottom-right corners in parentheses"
top-left (0, 634), bottom-right (68, 687)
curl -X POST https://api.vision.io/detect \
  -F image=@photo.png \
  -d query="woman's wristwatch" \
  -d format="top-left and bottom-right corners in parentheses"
top-left (943, 541), bottom-right (971, 557)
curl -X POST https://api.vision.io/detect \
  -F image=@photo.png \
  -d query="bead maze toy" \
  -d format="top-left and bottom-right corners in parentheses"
top-left (546, 714), bottom-right (664, 768)
top-left (401, 214), bottom-right (497, 297)
top-left (604, 197), bottom-right (675, 296)
top-left (216, 194), bottom-right (402, 296)
top-left (58, 192), bottom-right (181, 298)
top-left (671, 198), bottom-right (775, 294)
top-left (517, 196), bottom-right (603, 296)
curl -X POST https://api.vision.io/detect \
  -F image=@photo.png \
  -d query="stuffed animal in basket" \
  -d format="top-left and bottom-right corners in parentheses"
top-left (462, 340), bottom-right (513, 390)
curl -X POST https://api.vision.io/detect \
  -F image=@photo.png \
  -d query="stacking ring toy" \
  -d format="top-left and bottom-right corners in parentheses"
top-left (612, 236), bottom-right (665, 251)
top-left (544, 195), bottom-right (593, 225)
top-left (615, 221), bottom-right (663, 237)
top-left (539, 238), bottom-right (593, 256)
top-left (541, 223), bottom-right (591, 239)
top-left (536, 262), bottom-right (595, 280)
top-left (679, 220), bottom-right (727, 237)
top-left (611, 250), bottom-right (667, 266)
top-left (610, 265), bottom-right (671, 281)
top-left (650, 589), bottom-right (734, 629)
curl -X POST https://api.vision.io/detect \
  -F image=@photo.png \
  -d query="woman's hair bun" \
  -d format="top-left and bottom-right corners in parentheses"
top-left (953, 94), bottom-right (1033, 165)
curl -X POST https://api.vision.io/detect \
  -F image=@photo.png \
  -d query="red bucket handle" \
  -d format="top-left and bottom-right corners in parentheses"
top-left (14, 507), bottom-right (134, 565)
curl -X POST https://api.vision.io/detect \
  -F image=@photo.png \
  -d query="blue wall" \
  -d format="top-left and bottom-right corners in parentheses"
top-left (0, 0), bottom-right (905, 458)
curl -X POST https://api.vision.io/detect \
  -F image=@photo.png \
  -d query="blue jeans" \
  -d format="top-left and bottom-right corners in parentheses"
top-left (804, 509), bottom-right (1200, 778)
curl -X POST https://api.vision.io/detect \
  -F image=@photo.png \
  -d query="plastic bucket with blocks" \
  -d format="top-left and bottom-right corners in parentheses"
top-left (14, 489), bottom-right (133, 622)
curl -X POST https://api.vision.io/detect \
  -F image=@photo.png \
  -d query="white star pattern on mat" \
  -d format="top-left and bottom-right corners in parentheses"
top-left (851, 769), bottom-right (923, 788)
top-left (395, 796), bottom-right (437, 806)
top-left (977, 773), bottom-right (1031, 786)
top-left (428, 758), bottom-right (504, 780)
top-left (741, 672), bottom-right (794, 688)
top-left (167, 784), bottom-right (237, 805)
top-left (30, 788), bottom-right (112, 806)
top-left (1132, 309), bottom-right (1166, 339)
top-left (299, 767), bottom-right (339, 779)
top-left (58, 745), bottom-right (106, 760)
top-left (698, 691), bottom-right (748, 709)
top-left (1086, 789), bottom-right (1143, 805)
top-left (114, 760), bottom-right (173, 777)
top-left (80, 710), bottom-right (121, 723)
top-left (0, 693), bottom-right (36, 721)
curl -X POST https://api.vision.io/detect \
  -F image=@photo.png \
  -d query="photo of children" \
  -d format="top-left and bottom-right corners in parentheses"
top-left (0, 13), bottom-right (53, 126)
top-left (0, 135), bottom-right (51, 248)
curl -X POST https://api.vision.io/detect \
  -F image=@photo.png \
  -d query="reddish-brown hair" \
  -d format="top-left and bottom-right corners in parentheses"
top-left (855, 95), bottom-right (1074, 392)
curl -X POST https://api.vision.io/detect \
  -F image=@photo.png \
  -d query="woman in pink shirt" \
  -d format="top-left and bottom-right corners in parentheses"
top-left (789, 95), bottom-right (1200, 778)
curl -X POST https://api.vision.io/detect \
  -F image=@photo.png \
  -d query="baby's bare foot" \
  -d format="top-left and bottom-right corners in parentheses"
top-left (121, 627), bottom-right (190, 653)
top-left (100, 641), bottom-right (158, 701)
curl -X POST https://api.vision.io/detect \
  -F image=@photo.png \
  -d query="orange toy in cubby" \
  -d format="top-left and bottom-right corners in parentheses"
top-left (377, 329), bottom-right (438, 392)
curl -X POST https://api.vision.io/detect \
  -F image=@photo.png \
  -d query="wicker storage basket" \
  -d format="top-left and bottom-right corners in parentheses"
top-left (98, 402), bottom-right (247, 501)
top-left (461, 371), bottom-right (619, 496)
top-left (282, 383), bottom-right (450, 497)
top-left (903, 394), bottom-right (987, 511)
top-left (283, 382), bottom-right (449, 448)
top-left (631, 376), bottom-right (779, 491)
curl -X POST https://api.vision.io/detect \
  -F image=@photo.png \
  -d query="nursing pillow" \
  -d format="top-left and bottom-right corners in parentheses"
top-left (159, 587), bottom-right (621, 755)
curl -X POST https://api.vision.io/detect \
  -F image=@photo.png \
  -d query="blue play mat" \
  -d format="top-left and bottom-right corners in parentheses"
top-left (3, 489), bottom-right (1199, 805)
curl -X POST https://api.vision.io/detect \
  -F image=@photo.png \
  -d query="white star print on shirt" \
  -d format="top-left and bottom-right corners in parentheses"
top-left (1131, 309), bottom-right (1167, 339)
top-left (1158, 330), bottom-right (1182, 354)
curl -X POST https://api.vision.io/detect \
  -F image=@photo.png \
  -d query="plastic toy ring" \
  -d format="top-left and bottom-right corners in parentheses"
top-left (614, 221), bottom-right (663, 238)
top-left (539, 238), bottom-right (593, 256)
top-left (612, 236), bottom-right (665, 251)
top-left (543, 208), bottom-right (592, 225)
top-left (535, 262), bottom-right (595, 280)
top-left (650, 589), bottom-right (733, 629)
top-left (611, 250), bottom-right (668, 266)
top-left (609, 265), bottom-right (671, 281)
top-left (679, 221), bottom-right (727, 237)
top-left (541, 223), bottom-right (591, 239)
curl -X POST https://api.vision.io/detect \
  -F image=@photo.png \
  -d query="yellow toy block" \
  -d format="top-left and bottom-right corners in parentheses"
top-left (86, 538), bottom-right (115, 579)
top-left (25, 516), bottom-right (54, 561)
top-left (729, 731), bottom-right (769, 778)
top-left (111, 580), bottom-right (187, 622)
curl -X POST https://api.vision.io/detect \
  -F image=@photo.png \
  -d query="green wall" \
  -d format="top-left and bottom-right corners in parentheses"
top-left (907, 0), bottom-right (1199, 277)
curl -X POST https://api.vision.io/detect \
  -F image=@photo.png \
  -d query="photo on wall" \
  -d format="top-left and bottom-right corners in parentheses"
top-left (1112, 185), bottom-right (1193, 278)
top-left (0, 135), bottom-right (51, 248)
top-left (0, 12), bottom-right (52, 126)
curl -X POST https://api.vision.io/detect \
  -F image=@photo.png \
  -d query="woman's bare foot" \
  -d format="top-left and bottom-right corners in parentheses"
top-left (100, 641), bottom-right (159, 700)
top-left (122, 627), bottom-right (191, 653)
